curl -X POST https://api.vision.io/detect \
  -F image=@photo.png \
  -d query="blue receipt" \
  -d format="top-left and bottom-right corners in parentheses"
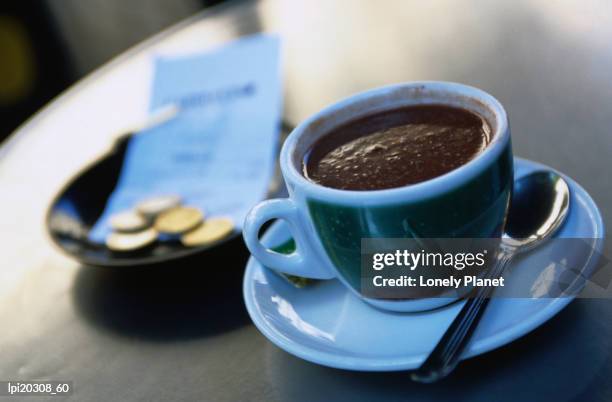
top-left (89, 34), bottom-right (282, 242)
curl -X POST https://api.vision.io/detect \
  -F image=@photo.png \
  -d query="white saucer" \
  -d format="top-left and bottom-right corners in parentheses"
top-left (243, 158), bottom-right (605, 371)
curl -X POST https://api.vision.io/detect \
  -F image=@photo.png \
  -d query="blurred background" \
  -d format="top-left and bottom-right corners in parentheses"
top-left (0, 0), bottom-right (226, 143)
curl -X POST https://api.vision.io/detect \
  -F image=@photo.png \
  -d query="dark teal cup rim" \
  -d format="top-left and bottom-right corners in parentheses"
top-left (281, 81), bottom-right (509, 204)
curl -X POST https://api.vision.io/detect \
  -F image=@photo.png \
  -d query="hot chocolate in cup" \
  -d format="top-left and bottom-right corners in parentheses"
top-left (243, 81), bottom-right (513, 312)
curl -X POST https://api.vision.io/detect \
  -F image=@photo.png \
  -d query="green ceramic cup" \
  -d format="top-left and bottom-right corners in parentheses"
top-left (244, 81), bottom-right (513, 312)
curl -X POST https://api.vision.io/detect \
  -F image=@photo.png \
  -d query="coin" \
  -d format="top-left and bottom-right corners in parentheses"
top-left (106, 228), bottom-right (158, 251)
top-left (154, 206), bottom-right (203, 234)
top-left (136, 195), bottom-right (182, 219)
top-left (109, 210), bottom-right (149, 232)
top-left (181, 217), bottom-right (235, 247)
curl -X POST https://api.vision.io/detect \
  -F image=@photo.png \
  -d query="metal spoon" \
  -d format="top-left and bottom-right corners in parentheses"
top-left (411, 170), bottom-right (570, 383)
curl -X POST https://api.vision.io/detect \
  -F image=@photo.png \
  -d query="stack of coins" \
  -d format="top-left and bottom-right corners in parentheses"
top-left (105, 195), bottom-right (235, 252)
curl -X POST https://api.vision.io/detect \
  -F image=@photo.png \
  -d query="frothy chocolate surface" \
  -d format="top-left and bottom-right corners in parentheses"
top-left (303, 105), bottom-right (491, 190)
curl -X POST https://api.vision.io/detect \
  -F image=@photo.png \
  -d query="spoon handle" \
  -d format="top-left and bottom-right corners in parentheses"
top-left (411, 252), bottom-right (513, 383)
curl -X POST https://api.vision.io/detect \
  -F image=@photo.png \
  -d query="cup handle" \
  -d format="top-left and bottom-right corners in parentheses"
top-left (243, 199), bottom-right (335, 279)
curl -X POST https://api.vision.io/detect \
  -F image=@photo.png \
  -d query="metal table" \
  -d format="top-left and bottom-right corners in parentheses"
top-left (1, 1), bottom-right (611, 401)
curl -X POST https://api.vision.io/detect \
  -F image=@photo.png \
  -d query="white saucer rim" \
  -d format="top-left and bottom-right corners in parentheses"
top-left (243, 157), bottom-right (605, 371)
